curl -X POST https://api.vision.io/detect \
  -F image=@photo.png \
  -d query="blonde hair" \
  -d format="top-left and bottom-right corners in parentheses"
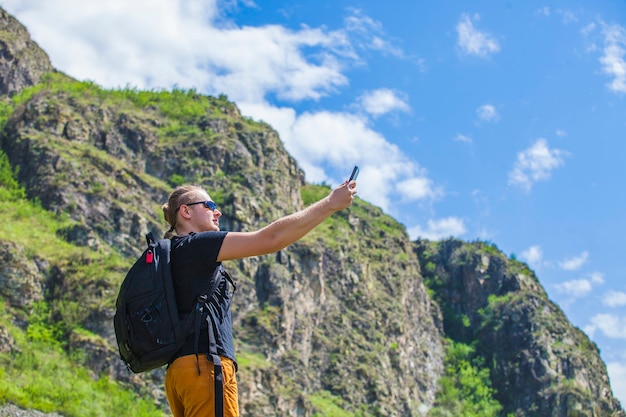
top-left (162, 184), bottom-right (206, 239)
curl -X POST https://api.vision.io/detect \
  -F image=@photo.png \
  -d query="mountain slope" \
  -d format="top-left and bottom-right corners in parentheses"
top-left (416, 239), bottom-right (623, 416)
top-left (0, 7), bottom-right (623, 417)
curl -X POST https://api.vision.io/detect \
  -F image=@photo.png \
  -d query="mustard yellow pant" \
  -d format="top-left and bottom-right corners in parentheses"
top-left (165, 355), bottom-right (239, 417)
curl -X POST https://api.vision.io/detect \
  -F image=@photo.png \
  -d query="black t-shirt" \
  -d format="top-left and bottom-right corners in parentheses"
top-left (170, 231), bottom-right (236, 364)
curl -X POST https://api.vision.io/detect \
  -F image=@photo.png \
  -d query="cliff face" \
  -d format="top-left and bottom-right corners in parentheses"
top-left (415, 239), bottom-right (623, 416)
top-left (0, 7), bottom-right (623, 417)
top-left (0, 8), bottom-right (54, 96)
top-left (0, 77), bottom-right (445, 416)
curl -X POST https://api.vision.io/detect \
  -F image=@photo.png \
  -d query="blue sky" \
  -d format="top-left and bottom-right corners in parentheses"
top-left (4, 0), bottom-right (626, 406)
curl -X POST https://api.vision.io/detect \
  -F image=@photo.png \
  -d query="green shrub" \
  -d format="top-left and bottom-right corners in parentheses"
top-left (0, 151), bottom-right (26, 201)
top-left (429, 340), bottom-right (505, 417)
top-left (168, 173), bottom-right (185, 187)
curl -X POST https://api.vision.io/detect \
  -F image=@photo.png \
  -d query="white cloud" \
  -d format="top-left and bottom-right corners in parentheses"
top-left (408, 217), bottom-right (466, 241)
top-left (241, 102), bottom-right (437, 213)
top-left (396, 177), bottom-right (443, 201)
top-left (5, 3), bottom-right (403, 157)
top-left (476, 104), bottom-right (499, 123)
top-left (583, 323), bottom-right (596, 338)
top-left (357, 88), bottom-right (410, 117)
top-left (589, 314), bottom-right (626, 339)
top-left (344, 9), bottom-right (404, 58)
top-left (508, 138), bottom-right (568, 191)
top-left (604, 291), bottom-right (626, 307)
top-left (555, 279), bottom-right (593, 298)
top-left (590, 272), bottom-right (605, 285)
top-left (581, 22), bottom-right (599, 53)
top-left (581, 22), bottom-right (596, 37)
top-left (4, 0), bottom-right (436, 217)
top-left (520, 245), bottom-right (543, 269)
top-left (204, 25), bottom-right (354, 103)
top-left (554, 270), bottom-right (604, 299)
top-left (454, 133), bottom-right (472, 143)
top-left (456, 13), bottom-right (500, 58)
top-left (0, 0), bottom-right (385, 104)
top-left (600, 24), bottom-right (626, 94)
top-left (559, 251), bottom-right (589, 271)
top-left (556, 129), bottom-right (567, 137)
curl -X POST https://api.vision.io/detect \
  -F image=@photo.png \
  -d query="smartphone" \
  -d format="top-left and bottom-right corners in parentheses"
top-left (349, 165), bottom-right (359, 181)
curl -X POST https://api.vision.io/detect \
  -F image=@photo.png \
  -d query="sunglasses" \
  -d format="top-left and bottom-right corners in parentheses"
top-left (185, 200), bottom-right (218, 211)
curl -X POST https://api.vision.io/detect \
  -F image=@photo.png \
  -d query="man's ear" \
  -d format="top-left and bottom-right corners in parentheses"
top-left (179, 205), bottom-right (192, 219)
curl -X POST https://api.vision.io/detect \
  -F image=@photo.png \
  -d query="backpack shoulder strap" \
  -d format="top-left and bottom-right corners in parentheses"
top-left (200, 264), bottom-right (226, 299)
top-left (190, 264), bottom-right (227, 357)
top-left (146, 232), bottom-right (156, 246)
top-left (221, 268), bottom-right (237, 293)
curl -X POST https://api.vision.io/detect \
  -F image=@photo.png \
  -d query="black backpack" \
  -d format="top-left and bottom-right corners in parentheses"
top-left (114, 232), bottom-right (234, 415)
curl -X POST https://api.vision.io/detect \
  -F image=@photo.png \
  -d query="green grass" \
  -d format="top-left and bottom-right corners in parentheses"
top-left (3, 72), bottom-right (234, 129)
top-left (309, 390), bottom-right (358, 417)
top-left (0, 304), bottom-right (162, 417)
top-left (235, 350), bottom-right (270, 370)
top-left (0, 158), bottom-right (158, 416)
top-left (0, 186), bottom-right (127, 275)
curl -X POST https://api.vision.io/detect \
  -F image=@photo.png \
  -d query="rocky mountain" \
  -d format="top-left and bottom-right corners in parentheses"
top-left (0, 7), bottom-right (623, 417)
top-left (415, 239), bottom-right (622, 416)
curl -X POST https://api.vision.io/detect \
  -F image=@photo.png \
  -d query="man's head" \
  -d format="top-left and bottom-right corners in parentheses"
top-left (162, 185), bottom-right (221, 237)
